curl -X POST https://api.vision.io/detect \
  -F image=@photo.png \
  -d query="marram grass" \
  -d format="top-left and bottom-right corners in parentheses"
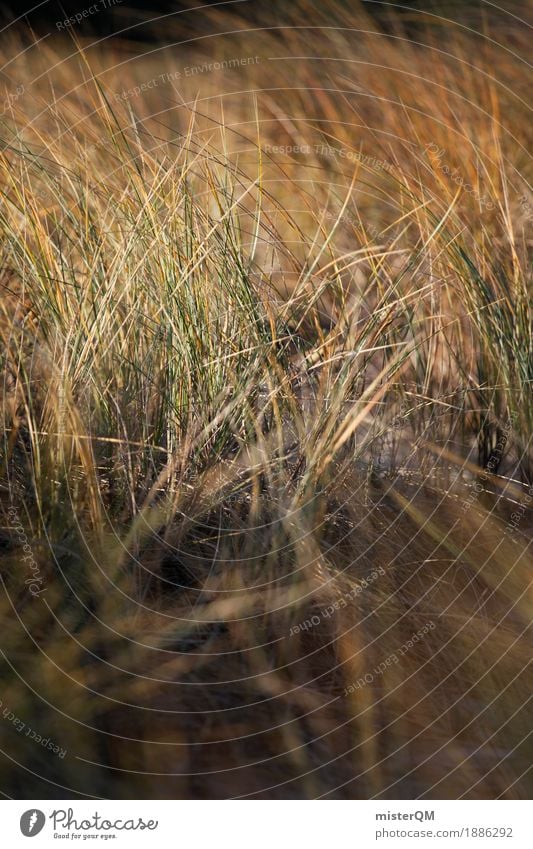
top-left (0, 2), bottom-right (531, 799)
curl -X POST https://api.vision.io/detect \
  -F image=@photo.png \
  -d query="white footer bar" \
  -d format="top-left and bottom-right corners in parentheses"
top-left (2, 799), bottom-right (530, 848)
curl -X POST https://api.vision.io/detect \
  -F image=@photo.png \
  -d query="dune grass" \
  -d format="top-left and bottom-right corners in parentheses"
top-left (0, 2), bottom-right (531, 798)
